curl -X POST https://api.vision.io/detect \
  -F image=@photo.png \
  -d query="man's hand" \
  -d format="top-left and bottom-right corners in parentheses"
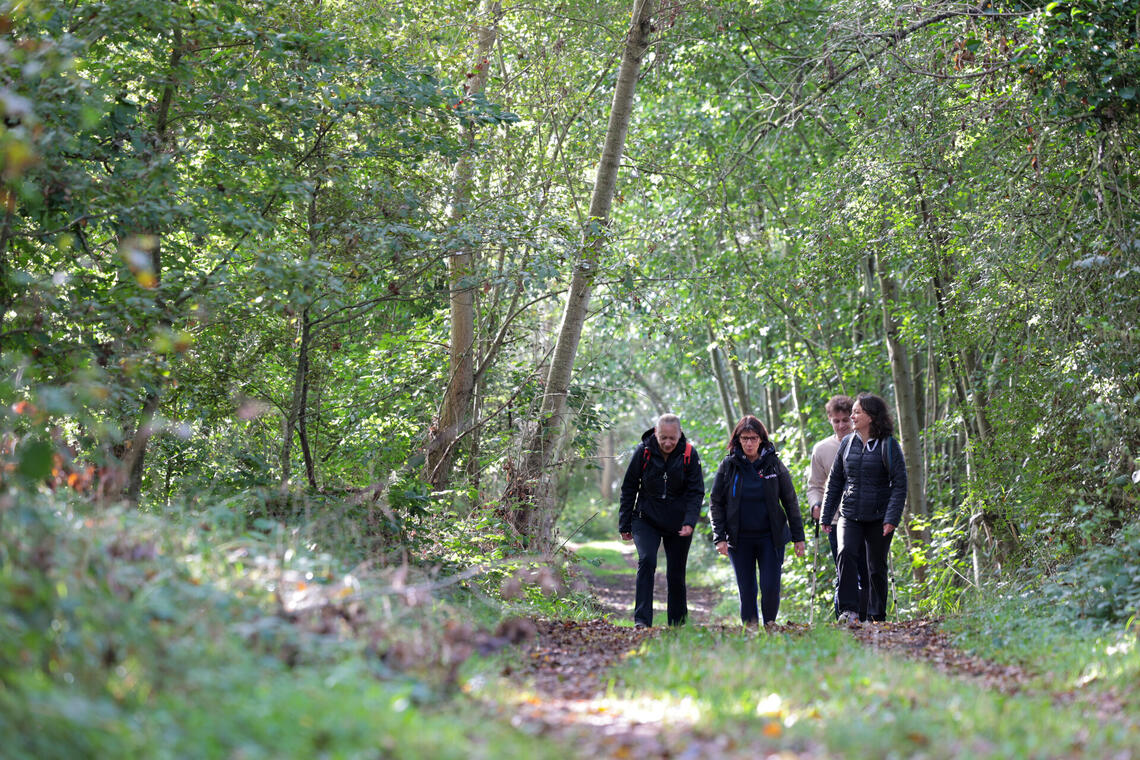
top-left (793, 541), bottom-right (806, 558)
top-left (810, 504), bottom-right (821, 522)
top-left (822, 524), bottom-right (832, 534)
top-left (883, 523), bottom-right (895, 536)
top-left (620, 532), bottom-right (632, 541)
top-left (715, 540), bottom-right (729, 556)
top-left (678, 525), bottom-right (694, 537)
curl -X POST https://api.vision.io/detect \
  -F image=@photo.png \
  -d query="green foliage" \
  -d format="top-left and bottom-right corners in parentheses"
top-left (944, 572), bottom-right (1140, 703)
top-left (1014, 0), bottom-right (1140, 124)
top-left (0, 490), bottom-right (575, 758)
top-left (1045, 520), bottom-right (1140, 625)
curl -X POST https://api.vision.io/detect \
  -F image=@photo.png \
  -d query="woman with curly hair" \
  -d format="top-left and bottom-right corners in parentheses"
top-left (820, 393), bottom-right (907, 626)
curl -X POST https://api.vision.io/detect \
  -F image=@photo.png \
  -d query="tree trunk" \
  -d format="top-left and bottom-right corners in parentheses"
top-left (709, 324), bottom-right (736, 434)
top-left (875, 252), bottom-right (930, 581)
top-left (600, 430), bottom-right (615, 502)
top-left (120, 31), bottom-right (185, 505)
top-left (630, 367), bottom-right (670, 415)
top-left (505, 0), bottom-right (654, 545)
top-left (282, 305), bottom-right (313, 486)
top-left (786, 317), bottom-right (809, 458)
top-left (298, 311), bottom-right (318, 490)
top-left (428, 0), bottom-right (501, 490)
top-left (726, 336), bottom-right (752, 416)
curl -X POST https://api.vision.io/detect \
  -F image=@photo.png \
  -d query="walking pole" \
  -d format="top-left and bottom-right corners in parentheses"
top-left (809, 518), bottom-right (819, 626)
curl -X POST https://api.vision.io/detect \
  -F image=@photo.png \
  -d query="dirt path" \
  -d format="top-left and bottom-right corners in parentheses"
top-left (848, 618), bottom-right (1134, 720)
top-left (498, 542), bottom-right (731, 757)
top-left (574, 538), bottom-right (720, 626)
top-left (494, 546), bottom-right (1135, 756)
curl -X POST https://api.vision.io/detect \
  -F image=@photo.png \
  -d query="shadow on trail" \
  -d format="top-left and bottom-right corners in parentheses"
top-left (568, 538), bottom-right (720, 626)
top-left (489, 543), bottom-right (1136, 758)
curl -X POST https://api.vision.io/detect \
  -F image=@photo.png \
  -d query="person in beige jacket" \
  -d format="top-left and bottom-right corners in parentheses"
top-left (807, 394), bottom-right (866, 620)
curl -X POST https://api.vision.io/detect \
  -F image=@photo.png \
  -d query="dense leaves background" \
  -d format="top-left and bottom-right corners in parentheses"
top-left (1, 0), bottom-right (1138, 754)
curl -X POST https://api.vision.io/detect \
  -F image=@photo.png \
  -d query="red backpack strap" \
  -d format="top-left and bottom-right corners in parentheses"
top-left (641, 445), bottom-right (651, 471)
top-left (683, 441), bottom-right (692, 466)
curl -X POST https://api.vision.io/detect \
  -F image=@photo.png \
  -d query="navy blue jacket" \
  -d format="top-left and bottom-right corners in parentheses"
top-left (820, 434), bottom-right (907, 527)
top-left (619, 428), bottom-right (704, 534)
top-left (709, 444), bottom-right (805, 547)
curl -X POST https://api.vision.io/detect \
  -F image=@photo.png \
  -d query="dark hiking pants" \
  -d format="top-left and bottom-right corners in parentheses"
top-left (829, 525), bottom-right (869, 620)
top-left (728, 535), bottom-right (786, 624)
top-left (632, 517), bottom-right (692, 627)
top-left (837, 517), bottom-right (894, 621)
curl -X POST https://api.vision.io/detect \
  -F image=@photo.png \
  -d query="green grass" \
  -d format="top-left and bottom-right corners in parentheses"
top-left (571, 539), bottom-right (631, 578)
top-left (606, 625), bottom-right (1140, 759)
top-left (942, 584), bottom-right (1140, 705)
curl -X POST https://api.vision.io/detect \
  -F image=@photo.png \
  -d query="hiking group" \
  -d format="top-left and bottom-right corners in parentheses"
top-left (617, 393), bottom-right (906, 629)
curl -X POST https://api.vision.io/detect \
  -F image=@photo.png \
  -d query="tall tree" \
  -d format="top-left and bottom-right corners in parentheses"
top-left (506, 0), bottom-right (655, 543)
top-left (427, 0), bottom-right (502, 490)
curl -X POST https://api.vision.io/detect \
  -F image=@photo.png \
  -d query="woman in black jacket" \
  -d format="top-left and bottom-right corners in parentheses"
top-left (820, 393), bottom-right (907, 626)
top-left (709, 415), bottom-right (806, 628)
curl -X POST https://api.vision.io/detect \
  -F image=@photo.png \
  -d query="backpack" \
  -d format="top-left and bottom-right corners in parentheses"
top-left (642, 441), bottom-right (693, 472)
top-left (841, 434), bottom-right (893, 473)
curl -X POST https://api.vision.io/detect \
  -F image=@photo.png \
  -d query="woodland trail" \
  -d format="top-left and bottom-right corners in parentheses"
top-left (489, 541), bottom-right (1136, 758)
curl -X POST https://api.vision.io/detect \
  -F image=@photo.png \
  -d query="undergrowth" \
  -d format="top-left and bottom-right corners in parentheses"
top-left (942, 521), bottom-right (1140, 705)
top-left (0, 489), bottom-right (583, 759)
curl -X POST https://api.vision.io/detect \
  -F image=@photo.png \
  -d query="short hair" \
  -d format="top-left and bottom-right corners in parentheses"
top-left (727, 415), bottom-right (770, 453)
top-left (826, 395), bottom-right (854, 416)
top-left (855, 393), bottom-right (894, 439)
top-left (655, 413), bottom-right (681, 431)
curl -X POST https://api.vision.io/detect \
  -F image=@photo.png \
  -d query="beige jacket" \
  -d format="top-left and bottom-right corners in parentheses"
top-left (807, 435), bottom-right (841, 524)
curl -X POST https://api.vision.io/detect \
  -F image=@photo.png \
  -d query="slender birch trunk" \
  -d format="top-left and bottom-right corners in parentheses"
top-left (876, 253), bottom-right (930, 583)
top-left (726, 337), bottom-right (752, 416)
top-left (786, 317), bottom-right (809, 458)
top-left (600, 430), bottom-right (615, 502)
top-left (506, 0), bottom-right (654, 544)
top-left (709, 324), bottom-right (737, 434)
top-left (121, 30), bottom-right (184, 505)
top-left (427, 1), bottom-right (501, 490)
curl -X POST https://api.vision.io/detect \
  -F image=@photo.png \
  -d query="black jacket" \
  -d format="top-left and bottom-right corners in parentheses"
top-left (709, 444), bottom-right (805, 547)
top-left (820, 434), bottom-right (907, 527)
top-left (618, 428), bottom-right (704, 534)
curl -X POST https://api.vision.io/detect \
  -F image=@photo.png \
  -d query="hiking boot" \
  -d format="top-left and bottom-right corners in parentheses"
top-left (837, 610), bottom-right (861, 628)
top-left (634, 622), bottom-right (650, 629)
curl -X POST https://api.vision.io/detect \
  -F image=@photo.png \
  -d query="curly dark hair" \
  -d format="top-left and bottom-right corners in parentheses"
top-left (855, 393), bottom-right (893, 439)
top-left (727, 415), bottom-right (770, 453)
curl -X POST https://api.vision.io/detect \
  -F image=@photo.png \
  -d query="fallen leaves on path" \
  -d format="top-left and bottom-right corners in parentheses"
top-left (849, 619), bottom-right (1136, 722)
top-left (850, 619), bottom-right (1031, 694)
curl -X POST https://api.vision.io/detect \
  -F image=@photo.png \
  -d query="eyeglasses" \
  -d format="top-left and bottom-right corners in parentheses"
top-left (739, 435), bottom-right (760, 443)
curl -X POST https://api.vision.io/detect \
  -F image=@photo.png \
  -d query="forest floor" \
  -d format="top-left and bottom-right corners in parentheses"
top-left (484, 540), bottom-right (1138, 759)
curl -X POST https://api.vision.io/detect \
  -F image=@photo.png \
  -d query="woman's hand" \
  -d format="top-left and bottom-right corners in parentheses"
top-left (678, 525), bottom-right (694, 537)
top-left (793, 541), bottom-right (806, 558)
top-left (883, 523), bottom-right (895, 536)
top-left (716, 541), bottom-right (729, 556)
top-left (821, 523), bottom-right (832, 534)
top-left (620, 532), bottom-right (632, 541)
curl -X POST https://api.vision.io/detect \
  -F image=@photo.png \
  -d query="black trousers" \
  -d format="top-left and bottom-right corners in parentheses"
top-left (631, 516), bottom-right (692, 626)
top-left (828, 524), bottom-right (869, 620)
top-left (836, 517), bottom-right (894, 621)
top-left (728, 535), bottom-right (785, 624)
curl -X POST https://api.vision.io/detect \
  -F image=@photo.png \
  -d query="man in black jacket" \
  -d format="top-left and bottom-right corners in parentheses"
top-left (618, 413), bottom-right (704, 628)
